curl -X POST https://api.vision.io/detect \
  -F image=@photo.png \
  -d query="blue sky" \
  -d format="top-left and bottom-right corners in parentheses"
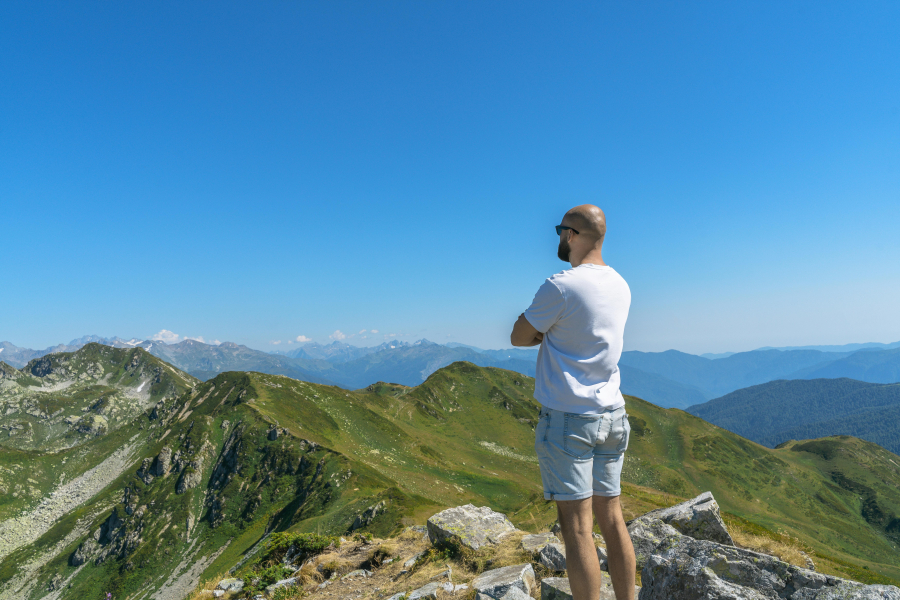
top-left (2, 1), bottom-right (899, 354)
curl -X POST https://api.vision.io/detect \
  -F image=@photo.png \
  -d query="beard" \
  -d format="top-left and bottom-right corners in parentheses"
top-left (557, 238), bottom-right (571, 262)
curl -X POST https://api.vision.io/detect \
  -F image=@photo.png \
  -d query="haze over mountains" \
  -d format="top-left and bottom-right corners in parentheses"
top-left (5, 335), bottom-right (900, 410)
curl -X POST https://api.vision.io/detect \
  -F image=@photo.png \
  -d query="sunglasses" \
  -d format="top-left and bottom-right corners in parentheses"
top-left (555, 225), bottom-right (579, 235)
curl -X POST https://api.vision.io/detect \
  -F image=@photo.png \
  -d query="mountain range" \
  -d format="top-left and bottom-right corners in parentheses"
top-left (3, 337), bottom-right (900, 409)
top-left (0, 344), bottom-right (898, 599)
top-left (686, 378), bottom-right (900, 455)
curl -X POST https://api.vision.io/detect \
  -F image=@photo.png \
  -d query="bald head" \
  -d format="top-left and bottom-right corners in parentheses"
top-left (562, 204), bottom-right (606, 242)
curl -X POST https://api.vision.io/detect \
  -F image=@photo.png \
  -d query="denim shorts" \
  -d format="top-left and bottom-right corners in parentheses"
top-left (534, 405), bottom-right (630, 501)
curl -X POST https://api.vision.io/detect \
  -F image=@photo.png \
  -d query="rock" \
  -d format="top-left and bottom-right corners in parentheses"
top-left (427, 504), bottom-right (517, 550)
top-left (352, 500), bottom-right (386, 531)
top-left (216, 578), bottom-right (244, 591)
top-left (471, 564), bottom-right (535, 599)
top-left (408, 581), bottom-right (454, 600)
top-left (70, 538), bottom-right (98, 566)
top-left (76, 414), bottom-right (108, 436)
top-left (541, 577), bottom-right (638, 600)
top-left (176, 461), bottom-right (202, 494)
top-left (430, 568), bottom-right (452, 581)
top-left (152, 447), bottom-right (172, 477)
top-left (632, 491), bottom-right (734, 546)
top-left (638, 521), bottom-right (900, 600)
top-left (627, 516), bottom-right (683, 570)
top-left (403, 552), bottom-right (424, 568)
top-left (268, 426), bottom-right (279, 440)
top-left (800, 550), bottom-right (817, 572)
top-left (541, 577), bottom-right (571, 600)
top-left (550, 522), bottom-right (562, 535)
top-left (596, 545), bottom-right (608, 572)
top-left (265, 577), bottom-right (298, 593)
top-left (342, 569), bottom-right (373, 580)
top-left (500, 587), bottom-right (532, 600)
top-left (47, 574), bottom-right (63, 592)
top-left (521, 532), bottom-right (559, 553)
top-left (136, 458), bottom-right (155, 485)
top-left (539, 543), bottom-right (567, 572)
top-left (212, 591), bottom-right (224, 598)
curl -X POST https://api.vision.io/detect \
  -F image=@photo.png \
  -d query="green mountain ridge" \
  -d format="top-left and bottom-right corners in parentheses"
top-left (0, 347), bottom-right (898, 600)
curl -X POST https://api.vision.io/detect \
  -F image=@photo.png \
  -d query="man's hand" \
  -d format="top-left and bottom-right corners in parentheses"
top-left (511, 313), bottom-right (544, 347)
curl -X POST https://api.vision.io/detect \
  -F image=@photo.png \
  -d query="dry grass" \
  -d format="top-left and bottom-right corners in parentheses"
top-left (722, 513), bottom-right (816, 569)
top-left (730, 527), bottom-right (810, 567)
top-left (312, 551), bottom-right (354, 578)
top-left (185, 570), bottom-right (234, 600)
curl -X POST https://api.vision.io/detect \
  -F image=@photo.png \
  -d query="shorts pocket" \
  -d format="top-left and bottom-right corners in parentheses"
top-left (563, 414), bottom-right (602, 459)
top-left (614, 413), bottom-right (631, 453)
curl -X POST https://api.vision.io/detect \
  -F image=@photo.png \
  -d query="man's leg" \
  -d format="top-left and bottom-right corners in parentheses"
top-left (593, 495), bottom-right (636, 600)
top-left (556, 498), bottom-right (602, 600)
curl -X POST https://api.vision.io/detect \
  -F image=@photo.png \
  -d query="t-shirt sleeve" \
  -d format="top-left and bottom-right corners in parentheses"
top-left (523, 279), bottom-right (565, 333)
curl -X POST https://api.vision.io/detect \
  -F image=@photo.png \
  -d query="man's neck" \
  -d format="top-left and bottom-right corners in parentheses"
top-left (570, 249), bottom-right (606, 268)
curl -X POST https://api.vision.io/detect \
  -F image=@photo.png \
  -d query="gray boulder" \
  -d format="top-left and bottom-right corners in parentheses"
top-left (265, 577), bottom-right (298, 593)
top-left (408, 581), bottom-right (454, 600)
top-left (638, 521), bottom-right (900, 600)
top-left (216, 578), bottom-right (244, 591)
top-left (522, 532), bottom-right (559, 553)
top-left (541, 577), bottom-right (639, 600)
top-left (632, 491), bottom-right (734, 546)
top-left (499, 586), bottom-right (533, 600)
top-left (427, 504), bottom-right (517, 550)
top-left (628, 517), bottom-right (683, 570)
top-left (539, 543), bottom-right (567, 572)
top-left (471, 563), bottom-right (535, 599)
top-left (596, 545), bottom-right (609, 572)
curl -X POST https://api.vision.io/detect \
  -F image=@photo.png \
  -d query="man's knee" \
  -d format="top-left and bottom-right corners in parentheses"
top-left (592, 495), bottom-right (625, 529)
top-left (557, 498), bottom-right (594, 536)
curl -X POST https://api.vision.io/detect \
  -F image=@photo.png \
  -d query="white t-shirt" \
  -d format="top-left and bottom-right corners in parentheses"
top-left (523, 264), bottom-right (631, 414)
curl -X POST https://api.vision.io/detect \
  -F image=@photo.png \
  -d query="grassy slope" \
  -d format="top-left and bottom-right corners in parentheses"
top-left (622, 396), bottom-right (900, 582)
top-left (2, 359), bottom-right (899, 599)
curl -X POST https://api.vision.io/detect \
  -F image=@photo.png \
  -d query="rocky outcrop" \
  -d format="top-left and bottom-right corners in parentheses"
top-left (76, 414), bottom-right (108, 437)
top-left (541, 577), bottom-right (638, 600)
top-left (217, 578), bottom-right (244, 592)
top-left (521, 533), bottom-right (559, 553)
top-left (176, 460), bottom-right (203, 494)
top-left (471, 563), bottom-right (535, 599)
top-left (628, 515), bottom-right (684, 570)
top-left (631, 491), bottom-right (734, 546)
top-left (634, 516), bottom-right (900, 599)
top-left (0, 362), bottom-right (20, 381)
top-left (538, 543), bottom-right (567, 572)
top-left (427, 504), bottom-right (517, 550)
top-left (151, 446), bottom-right (172, 476)
top-left (135, 457), bottom-right (155, 485)
top-left (351, 501), bottom-right (386, 531)
top-left (209, 424), bottom-right (244, 490)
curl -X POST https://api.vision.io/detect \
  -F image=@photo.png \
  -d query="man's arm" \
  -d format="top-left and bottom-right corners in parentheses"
top-left (511, 313), bottom-right (544, 347)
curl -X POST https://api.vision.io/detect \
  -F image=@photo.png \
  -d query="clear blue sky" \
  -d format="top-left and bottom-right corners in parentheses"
top-left (2, 1), bottom-right (899, 354)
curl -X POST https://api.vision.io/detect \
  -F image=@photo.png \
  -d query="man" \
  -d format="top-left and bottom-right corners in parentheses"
top-left (510, 205), bottom-right (635, 600)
